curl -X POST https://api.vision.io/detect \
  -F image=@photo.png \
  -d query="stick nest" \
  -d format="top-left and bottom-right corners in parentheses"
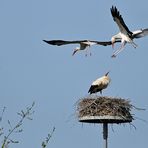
top-left (77, 96), bottom-right (134, 122)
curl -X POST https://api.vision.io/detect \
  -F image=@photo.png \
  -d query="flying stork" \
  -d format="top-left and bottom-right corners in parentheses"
top-left (110, 6), bottom-right (148, 57)
top-left (88, 71), bottom-right (111, 95)
top-left (43, 39), bottom-right (119, 56)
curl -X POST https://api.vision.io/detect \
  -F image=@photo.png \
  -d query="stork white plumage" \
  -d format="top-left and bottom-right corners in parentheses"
top-left (43, 39), bottom-right (119, 56)
top-left (71, 40), bottom-right (96, 56)
top-left (88, 71), bottom-right (111, 95)
top-left (110, 6), bottom-right (148, 57)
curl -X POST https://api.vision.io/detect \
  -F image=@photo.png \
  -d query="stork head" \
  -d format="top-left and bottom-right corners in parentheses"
top-left (111, 37), bottom-right (116, 49)
top-left (72, 47), bottom-right (80, 56)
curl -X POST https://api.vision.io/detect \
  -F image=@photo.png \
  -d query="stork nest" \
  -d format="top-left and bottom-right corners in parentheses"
top-left (77, 96), bottom-right (134, 122)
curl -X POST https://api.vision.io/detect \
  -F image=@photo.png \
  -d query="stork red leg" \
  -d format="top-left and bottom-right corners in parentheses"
top-left (111, 42), bottom-right (126, 58)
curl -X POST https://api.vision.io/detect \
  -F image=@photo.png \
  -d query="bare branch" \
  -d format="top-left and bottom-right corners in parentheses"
top-left (1, 102), bottom-right (35, 148)
top-left (41, 127), bottom-right (55, 148)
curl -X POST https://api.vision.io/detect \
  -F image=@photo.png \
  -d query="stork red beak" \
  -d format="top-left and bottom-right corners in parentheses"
top-left (72, 51), bottom-right (76, 56)
top-left (105, 71), bottom-right (110, 76)
top-left (72, 49), bottom-right (77, 56)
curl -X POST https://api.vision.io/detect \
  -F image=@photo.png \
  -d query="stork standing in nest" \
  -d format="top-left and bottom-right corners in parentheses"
top-left (88, 71), bottom-right (111, 95)
top-left (110, 6), bottom-right (148, 57)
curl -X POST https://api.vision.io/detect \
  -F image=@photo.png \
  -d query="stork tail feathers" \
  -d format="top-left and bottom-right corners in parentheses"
top-left (88, 85), bottom-right (101, 94)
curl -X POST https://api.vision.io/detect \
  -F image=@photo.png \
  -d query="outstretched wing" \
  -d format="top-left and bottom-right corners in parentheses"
top-left (132, 28), bottom-right (148, 38)
top-left (110, 6), bottom-right (132, 37)
top-left (94, 40), bottom-right (120, 46)
top-left (43, 40), bottom-right (88, 46)
top-left (43, 39), bottom-right (121, 47)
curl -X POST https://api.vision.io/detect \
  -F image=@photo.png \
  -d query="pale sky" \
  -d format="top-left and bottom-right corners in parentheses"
top-left (0, 0), bottom-right (148, 148)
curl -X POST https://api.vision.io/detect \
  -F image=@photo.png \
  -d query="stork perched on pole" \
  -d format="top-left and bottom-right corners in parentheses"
top-left (110, 6), bottom-right (148, 57)
top-left (88, 71), bottom-right (111, 95)
top-left (43, 39), bottom-right (120, 56)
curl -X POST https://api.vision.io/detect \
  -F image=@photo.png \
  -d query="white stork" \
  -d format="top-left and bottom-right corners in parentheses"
top-left (43, 39), bottom-right (120, 56)
top-left (88, 71), bottom-right (111, 95)
top-left (110, 6), bottom-right (148, 57)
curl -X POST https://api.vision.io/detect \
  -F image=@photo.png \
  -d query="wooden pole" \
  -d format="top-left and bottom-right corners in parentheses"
top-left (103, 123), bottom-right (108, 148)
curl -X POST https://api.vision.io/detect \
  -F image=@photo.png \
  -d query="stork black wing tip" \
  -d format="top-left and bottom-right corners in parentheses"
top-left (88, 87), bottom-right (92, 94)
top-left (111, 5), bottom-right (117, 10)
top-left (43, 40), bottom-right (49, 43)
top-left (88, 85), bottom-right (97, 94)
top-left (88, 90), bottom-right (92, 95)
top-left (110, 6), bottom-right (118, 16)
top-left (43, 40), bottom-right (56, 45)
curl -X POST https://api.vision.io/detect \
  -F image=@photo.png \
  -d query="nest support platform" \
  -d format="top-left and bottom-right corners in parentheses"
top-left (76, 96), bottom-right (134, 148)
top-left (79, 115), bottom-right (132, 123)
